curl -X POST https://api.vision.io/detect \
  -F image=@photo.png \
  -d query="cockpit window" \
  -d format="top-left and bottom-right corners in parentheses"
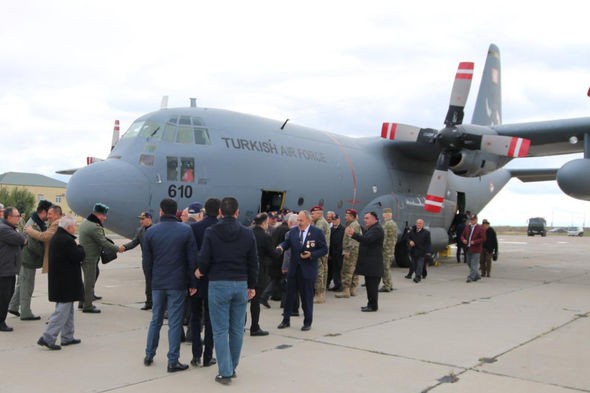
top-left (122, 116), bottom-right (210, 145)
top-left (122, 121), bottom-right (162, 140)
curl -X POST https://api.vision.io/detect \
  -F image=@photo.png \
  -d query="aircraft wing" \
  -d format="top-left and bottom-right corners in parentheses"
top-left (508, 168), bottom-right (557, 182)
top-left (493, 117), bottom-right (590, 157)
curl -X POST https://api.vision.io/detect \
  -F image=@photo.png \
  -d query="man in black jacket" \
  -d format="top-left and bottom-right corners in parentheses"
top-left (407, 219), bottom-right (432, 283)
top-left (197, 197), bottom-right (258, 385)
top-left (346, 212), bottom-right (384, 312)
top-left (480, 219), bottom-right (498, 278)
top-left (250, 213), bottom-right (274, 336)
top-left (37, 216), bottom-right (85, 350)
top-left (328, 214), bottom-right (344, 291)
top-left (188, 197), bottom-right (220, 368)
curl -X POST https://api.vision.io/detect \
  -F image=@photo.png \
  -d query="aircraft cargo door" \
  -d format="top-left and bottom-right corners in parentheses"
top-left (260, 190), bottom-right (285, 212)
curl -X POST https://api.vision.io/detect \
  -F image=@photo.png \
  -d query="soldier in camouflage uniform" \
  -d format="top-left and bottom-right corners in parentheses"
top-left (335, 209), bottom-right (361, 298)
top-left (310, 206), bottom-right (330, 303)
top-left (379, 208), bottom-right (398, 292)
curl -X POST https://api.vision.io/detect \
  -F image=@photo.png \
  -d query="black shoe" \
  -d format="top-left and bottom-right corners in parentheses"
top-left (215, 375), bottom-right (232, 385)
top-left (260, 298), bottom-right (271, 309)
top-left (404, 274), bottom-right (412, 279)
top-left (277, 321), bottom-right (290, 329)
top-left (250, 328), bottom-right (269, 336)
top-left (378, 287), bottom-right (391, 293)
top-left (203, 358), bottom-right (220, 366)
top-left (82, 307), bottom-right (101, 314)
top-left (93, 295), bottom-right (102, 300)
top-left (0, 323), bottom-right (14, 332)
top-left (190, 358), bottom-right (201, 367)
top-left (167, 361), bottom-right (189, 372)
top-left (361, 306), bottom-right (378, 312)
top-left (203, 358), bottom-right (217, 367)
top-left (140, 304), bottom-right (152, 310)
top-left (413, 278), bottom-right (420, 283)
top-left (21, 315), bottom-right (41, 321)
top-left (301, 325), bottom-right (311, 331)
top-left (466, 278), bottom-right (472, 283)
top-left (8, 309), bottom-right (20, 317)
top-left (144, 356), bottom-right (153, 366)
top-left (37, 337), bottom-right (61, 350)
top-left (61, 338), bottom-right (81, 346)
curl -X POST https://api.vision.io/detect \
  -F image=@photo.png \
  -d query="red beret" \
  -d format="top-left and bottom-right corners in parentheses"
top-left (310, 205), bottom-right (323, 212)
top-left (346, 208), bottom-right (357, 217)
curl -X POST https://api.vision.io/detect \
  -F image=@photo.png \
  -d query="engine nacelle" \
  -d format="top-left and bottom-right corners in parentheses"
top-left (557, 158), bottom-right (590, 201)
top-left (448, 150), bottom-right (504, 177)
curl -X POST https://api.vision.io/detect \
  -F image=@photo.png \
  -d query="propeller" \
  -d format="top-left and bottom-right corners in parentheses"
top-left (381, 62), bottom-right (531, 213)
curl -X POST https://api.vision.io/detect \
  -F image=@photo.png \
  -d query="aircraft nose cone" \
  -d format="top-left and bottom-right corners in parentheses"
top-left (66, 160), bottom-right (150, 237)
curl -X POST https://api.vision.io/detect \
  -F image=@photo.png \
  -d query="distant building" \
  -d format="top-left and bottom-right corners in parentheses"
top-left (0, 172), bottom-right (74, 216)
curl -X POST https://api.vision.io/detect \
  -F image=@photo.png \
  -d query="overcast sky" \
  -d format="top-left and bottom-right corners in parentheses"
top-left (1, 0), bottom-right (588, 226)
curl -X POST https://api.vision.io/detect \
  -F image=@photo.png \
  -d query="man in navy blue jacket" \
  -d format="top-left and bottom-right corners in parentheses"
top-left (197, 197), bottom-right (258, 385)
top-left (143, 198), bottom-right (198, 373)
top-left (276, 210), bottom-right (328, 331)
top-left (188, 198), bottom-right (220, 368)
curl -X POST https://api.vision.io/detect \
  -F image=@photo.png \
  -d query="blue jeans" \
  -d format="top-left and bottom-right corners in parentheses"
top-left (467, 251), bottom-right (481, 280)
top-left (145, 289), bottom-right (185, 364)
top-left (208, 281), bottom-right (248, 378)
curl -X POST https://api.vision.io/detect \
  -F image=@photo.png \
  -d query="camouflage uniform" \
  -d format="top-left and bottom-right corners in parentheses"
top-left (313, 216), bottom-right (330, 302)
top-left (381, 218), bottom-right (398, 291)
top-left (336, 220), bottom-right (361, 297)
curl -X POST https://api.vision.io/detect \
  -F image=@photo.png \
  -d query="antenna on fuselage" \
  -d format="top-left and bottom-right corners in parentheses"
top-left (161, 95), bottom-right (169, 109)
top-left (280, 118), bottom-right (289, 130)
top-left (190, 98), bottom-right (197, 108)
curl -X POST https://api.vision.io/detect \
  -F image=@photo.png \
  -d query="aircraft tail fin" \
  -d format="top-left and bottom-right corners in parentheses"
top-left (471, 44), bottom-right (502, 126)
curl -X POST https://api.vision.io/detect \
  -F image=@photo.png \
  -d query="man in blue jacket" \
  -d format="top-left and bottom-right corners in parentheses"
top-left (143, 198), bottom-right (197, 373)
top-left (197, 197), bottom-right (258, 385)
top-left (276, 210), bottom-right (328, 331)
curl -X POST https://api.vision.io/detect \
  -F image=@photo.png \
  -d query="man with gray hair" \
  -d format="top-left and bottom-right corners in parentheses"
top-left (38, 216), bottom-right (86, 350)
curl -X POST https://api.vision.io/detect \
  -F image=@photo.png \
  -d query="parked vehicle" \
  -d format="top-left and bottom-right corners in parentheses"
top-left (527, 217), bottom-right (547, 237)
top-left (567, 226), bottom-right (584, 237)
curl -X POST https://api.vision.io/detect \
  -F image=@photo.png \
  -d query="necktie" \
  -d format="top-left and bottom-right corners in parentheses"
top-left (299, 230), bottom-right (304, 245)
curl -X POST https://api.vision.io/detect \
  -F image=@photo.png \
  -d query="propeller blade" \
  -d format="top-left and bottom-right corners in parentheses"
top-left (111, 120), bottom-right (120, 151)
top-left (480, 135), bottom-right (531, 157)
top-left (424, 152), bottom-right (450, 213)
top-left (444, 62), bottom-right (474, 126)
top-left (381, 123), bottom-right (438, 143)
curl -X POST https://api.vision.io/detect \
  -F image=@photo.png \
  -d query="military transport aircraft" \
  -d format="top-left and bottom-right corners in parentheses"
top-left (65, 43), bottom-right (590, 260)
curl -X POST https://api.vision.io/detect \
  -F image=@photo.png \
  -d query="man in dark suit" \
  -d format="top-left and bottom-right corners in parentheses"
top-left (347, 211), bottom-right (384, 311)
top-left (276, 210), bottom-right (327, 331)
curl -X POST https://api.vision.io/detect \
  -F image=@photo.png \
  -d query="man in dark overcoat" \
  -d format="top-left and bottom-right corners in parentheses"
top-left (346, 211), bottom-right (384, 312)
top-left (38, 216), bottom-right (86, 350)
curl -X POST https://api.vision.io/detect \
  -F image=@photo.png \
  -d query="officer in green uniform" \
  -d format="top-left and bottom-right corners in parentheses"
top-left (379, 208), bottom-right (398, 292)
top-left (335, 209), bottom-right (361, 298)
top-left (310, 206), bottom-right (330, 304)
top-left (78, 203), bottom-right (120, 313)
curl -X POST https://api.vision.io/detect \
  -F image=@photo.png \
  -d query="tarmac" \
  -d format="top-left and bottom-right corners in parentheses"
top-left (1, 234), bottom-right (589, 393)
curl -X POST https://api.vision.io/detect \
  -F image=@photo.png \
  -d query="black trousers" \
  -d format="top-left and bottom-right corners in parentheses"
top-left (190, 294), bottom-right (214, 363)
top-left (327, 255), bottom-right (343, 289)
top-left (0, 276), bottom-right (16, 325)
top-left (364, 276), bottom-right (381, 310)
top-left (249, 283), bottom-right (266, 331)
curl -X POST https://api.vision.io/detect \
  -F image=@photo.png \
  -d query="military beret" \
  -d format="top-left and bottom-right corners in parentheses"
top-left (310, 205), bottom-right (323, 212)
top-left (345, 208), bottom-right (357, 217)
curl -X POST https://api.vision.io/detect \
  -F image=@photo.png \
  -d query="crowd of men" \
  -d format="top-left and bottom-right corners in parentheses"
top-left (0, 198), bottom-right (498, 385)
